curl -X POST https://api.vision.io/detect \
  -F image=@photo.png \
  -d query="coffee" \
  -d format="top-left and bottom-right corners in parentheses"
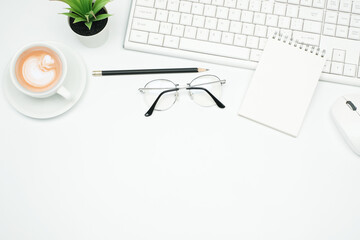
top-left (15, 46), bottom-right (62, 92)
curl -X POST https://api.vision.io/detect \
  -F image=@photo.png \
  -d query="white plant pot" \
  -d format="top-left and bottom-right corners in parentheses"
top-left (75, 26), bottom-right (109, 48)
top-left (67, 7), bottom-right (109, 48)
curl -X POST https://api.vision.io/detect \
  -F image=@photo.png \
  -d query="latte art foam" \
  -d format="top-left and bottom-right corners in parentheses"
top-left (22, 55), bottom-right (56, 87)
top-left (15, 47), bottom-right (62, 92)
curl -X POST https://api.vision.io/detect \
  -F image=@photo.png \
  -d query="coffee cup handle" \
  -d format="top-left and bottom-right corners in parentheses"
top-left (57, 86), bottom-right (71, 100)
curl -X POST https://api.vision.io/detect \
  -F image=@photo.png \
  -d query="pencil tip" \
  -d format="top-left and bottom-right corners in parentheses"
top-left (92, 71), bottom-right (102, 76)
top-left (198, 68), bottom-right (209, 72)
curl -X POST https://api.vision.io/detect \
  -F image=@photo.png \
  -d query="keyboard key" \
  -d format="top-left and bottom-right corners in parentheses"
top-left (137, 0), bottom-right (155, 7)
top-left (132, 18), bottom-right (160, 32)
top-left (168, 11), bottom-right (181, 23)
top-left (323, 23), bottom-right (336, 36)
top-left (286, 5), bottom-right (299, 18)
top-left (179, 1), bottom-right (192, 13)
top-left (280, 29), bottom-right (293, 37)
top-left (267, 27), bottom-right (280, 37)
top-left (348, 27), bottom-right (360, 40)
top-left (335, 25), bottom-right (348, 37)
top-left (353, 0), bottom-right (360, 14)
top-left (167, 0), bottom-right (180, 10)
top-left (325, 11), bottom-right (338, 24)
top-left (224, 0), bottom-right (236, 8)
top-left (331, 61), bottom-right (344, 74)
top-left (172, 24), bottom-right (185, 36)
top-left (254, 25), bottom-right (267, 37)
top-left (312, 0), bottom-right (325, 8)
top-left (250, 49), bottom-right (262, 61)
top-left (253, 12), bottom-right (266, 25)
top-left (274, 3), bottom-right (286, 15)
top-left (228, 9), bottom-right (241, 21)
top-left (266, 14), bottom-right (278, 27)
top-left (291, 18), bottom-right (304, 30)
top-left (258, 38), bottom-right (267, 49)
top-left (234, 34), bottom-right (247, 46)
top-left (241, 11), bottom-right (254, 23)
top-left (246, 36), bottom-right (259, 48)
top-left (130, 30), bottom-right (149, 43)
top-left (155, 0), bottom-right (167, 9)
top-left (192, 3), bottom-right (205, 14)
top-left (156, 9), bottom-right (169, 21)
top-left (332, 49), bottom-right (346, 62)
top-left (180, 13), bottom-right (193, 25)
top-left (184, 26), bottom-right (197, 38)
top-left (193, 15), bottom-right (205, 27)
top-left (196, 28), bottom-right (210, 40)
top-left (148, 33), bottom-right (164, 45)
top-left (204, 4), bottom-right (216, 16)
top-left (216, 7), bottom-right (229, 19)
top-left (303, 20), bottom-right (322, 33)
top-left (212, 0), bottom-right (224, 6)
top-left (327, 0), bottom-right (340, 10)
top-left (298, 6), bottom-right (323, 21)
top-left (221, 32), bottom-right (235, 44)
top-left (293, 31), bottom-right (320, 45)
top-left (179, 38), bottom-right (251, 59)
top-left (242, 23), bottom-right (255, 35)
top-left (344, 64), bottom-right (357, 76)
top-left (278, 16), bottom-right (291, 28)
top-left (261, 1), bottom-right (274, 13)
top-left (159, 22), bottom-right (172, 34)
top-left (205, 17), bottom-right (218, 29)
top-left (209, 30), bottom-right (222, 42)
top-left (339, 0), bottom-right (352, 12)
top-left (237, 0), bottom-right (249, 10)
top-left (164, 35), bottom-right (180, 48)
top-left (300, 0), bottom-right (313, 6)
top-left (350, 14), bottom-right (360, 27)
top-left (217, 19), bottom-right (230, 31)
top-left (229, 21), bottom-right (243, 33)
top-left (134, 6), bottom-right (156, 19)
top-left (337, 12), bottom-right (350, 25)
top-left (249, 0), bottom-right (261, 11)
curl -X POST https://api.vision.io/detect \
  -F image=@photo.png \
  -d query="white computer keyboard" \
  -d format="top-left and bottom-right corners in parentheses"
top-left (124, 0), bottom-right (360, 86)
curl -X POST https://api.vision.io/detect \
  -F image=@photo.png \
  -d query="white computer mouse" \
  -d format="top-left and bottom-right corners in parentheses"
top-left (331, 94), bottom-right (360, 156)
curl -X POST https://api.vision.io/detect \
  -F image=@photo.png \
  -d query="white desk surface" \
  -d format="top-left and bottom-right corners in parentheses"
top-left (1, 1), bottom-right (359, 239)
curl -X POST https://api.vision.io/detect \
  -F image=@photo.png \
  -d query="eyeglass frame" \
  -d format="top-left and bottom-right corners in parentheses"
top-left (138, 74), bottom-right (226, 117)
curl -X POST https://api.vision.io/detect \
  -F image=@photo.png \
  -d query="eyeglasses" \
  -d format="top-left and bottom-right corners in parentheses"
top-left (138, 75), bottom-right (226, 117)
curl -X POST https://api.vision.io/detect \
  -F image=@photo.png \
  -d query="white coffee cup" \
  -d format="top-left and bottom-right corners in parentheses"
top-left (10, 42), bottom-right (71, 100)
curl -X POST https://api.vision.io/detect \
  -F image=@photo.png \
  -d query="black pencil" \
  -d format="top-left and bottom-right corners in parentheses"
top-left (92, 68), bottom-right (208, 76)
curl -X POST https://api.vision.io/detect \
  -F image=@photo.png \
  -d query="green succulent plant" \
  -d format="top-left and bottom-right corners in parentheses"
top-left (52, 0), bottom-right (111, 30)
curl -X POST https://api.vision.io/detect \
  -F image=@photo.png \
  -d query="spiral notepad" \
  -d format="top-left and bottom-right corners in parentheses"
top-left (238, 34), bottom-right (326, 137)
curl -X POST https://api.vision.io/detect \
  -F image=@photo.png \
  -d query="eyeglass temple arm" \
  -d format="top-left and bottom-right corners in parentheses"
top-left (145, 88), bottom-right (180, 117)
top-left (186, 87), bottom-right (225, 109)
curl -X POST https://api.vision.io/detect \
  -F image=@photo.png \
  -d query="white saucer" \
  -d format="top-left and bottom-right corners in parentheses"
top-left (3, 42), bottom-right (87, 119)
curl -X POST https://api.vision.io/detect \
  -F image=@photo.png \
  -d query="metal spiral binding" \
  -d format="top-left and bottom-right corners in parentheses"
top-left (272, 32), bottom-right (326, 58)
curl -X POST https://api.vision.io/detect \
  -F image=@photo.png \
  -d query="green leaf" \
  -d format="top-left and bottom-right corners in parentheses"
top-left (93, 0), bottom-right (110, 15)
top-left (80, 0), bottom-right (90, 12)
top-left (66, 7), bottom-right (84, 17)
top-left (87, 10), bottom-right (97, 19)
top-left (84, 21), bottom-right (93, 30)
top-left (61, 12), bottom-right (81, 19)
top-left (93, 13), bottom-right (111, 21)
top-left (85, 14), bottom-right (90, 22)
top-left (62, 0), bottom-right (84, 15)
top-left (73, 17), bottom-right (86, 23)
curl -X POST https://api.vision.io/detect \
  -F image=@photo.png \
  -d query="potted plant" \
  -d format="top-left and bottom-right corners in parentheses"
top-left (52, 0), bottom-right (111, 47)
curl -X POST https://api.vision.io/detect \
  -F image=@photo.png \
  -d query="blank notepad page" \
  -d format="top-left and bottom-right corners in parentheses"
top-left (238, 35), bottom-right (326, 137)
